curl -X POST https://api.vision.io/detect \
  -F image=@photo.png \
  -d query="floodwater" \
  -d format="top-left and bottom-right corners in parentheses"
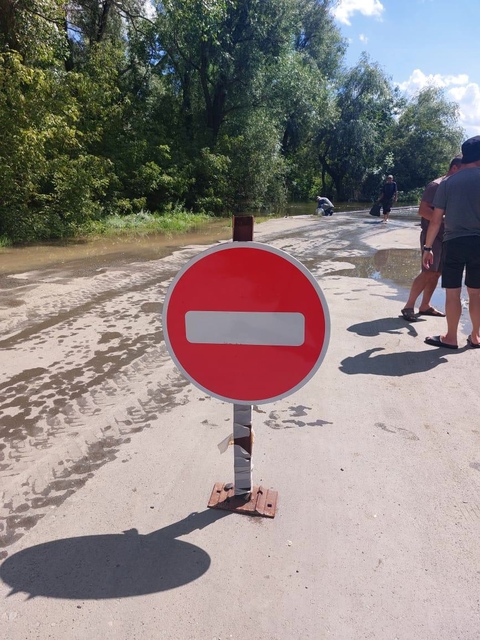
top-left (0, 202), bottom-right (418, 281)
top-left (0, 219), bottom-right (233, 276)
top-left (0, 203), bottom-right (438, 317)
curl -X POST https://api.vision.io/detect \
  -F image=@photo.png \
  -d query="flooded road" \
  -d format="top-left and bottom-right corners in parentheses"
top-left (0, 206), bottom-right (431, 555)
top-left (0, 219), bottom-right (233, 277)
top-left (2, 205), bottom-right (480, 640)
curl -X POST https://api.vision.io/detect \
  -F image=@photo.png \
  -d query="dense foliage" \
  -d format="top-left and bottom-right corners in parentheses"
top-left (0, 0), bottom-right (464, 242)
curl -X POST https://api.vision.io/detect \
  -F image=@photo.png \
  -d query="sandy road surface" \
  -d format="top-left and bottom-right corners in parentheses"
top-left (1, 213), bottom-right (479, 639)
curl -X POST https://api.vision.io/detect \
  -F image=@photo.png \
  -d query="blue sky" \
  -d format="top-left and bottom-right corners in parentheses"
top-left (333, 0), bottom-right (480, 138)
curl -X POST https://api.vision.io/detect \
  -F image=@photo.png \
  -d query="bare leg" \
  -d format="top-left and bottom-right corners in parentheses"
top-left (403, 271), bottom-right (438, 311)
top-left (403, 272), bottom-right (427, 310)
top-left (418, 271), bottom-right (441, 312)
top-left (442, 287), bottom-right (462, 346)
top-left (467, 286), bottom-right (480, 344)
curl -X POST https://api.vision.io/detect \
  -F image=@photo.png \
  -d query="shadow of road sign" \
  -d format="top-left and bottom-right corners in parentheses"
top-left (0, 510), bottom-right (228, 599)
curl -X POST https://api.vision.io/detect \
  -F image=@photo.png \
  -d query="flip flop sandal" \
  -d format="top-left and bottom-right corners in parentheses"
top-left (401, 308), bottom-right (418, 322)
top-left (467, 336), bottom-right (480, 349)
top-left (418, 307), bottom-right (446, 317)
top-left (424, 335), bottom-right (458, 349)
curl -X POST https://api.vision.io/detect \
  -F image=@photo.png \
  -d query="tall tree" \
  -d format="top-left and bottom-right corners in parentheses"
top-left (294, 0), bottom-right (346, 79)
top-left (154, 0), bottom-right (297, 145)
top-left (392, 86), bottom-right (464, 191)
top-left (314, 54), bottom-right (399, 200)
top-left (0, 0), bottom-right (67, 65)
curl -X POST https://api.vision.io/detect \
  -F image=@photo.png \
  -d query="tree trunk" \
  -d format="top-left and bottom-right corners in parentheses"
top-left (97, 0), bottom-right (114, 43)
top-left (208, 78), bottom-right (227, 144)
top-left (198, 44), bottom-right (227, 146)
top-left (0, 0), bottom-right (20, 52)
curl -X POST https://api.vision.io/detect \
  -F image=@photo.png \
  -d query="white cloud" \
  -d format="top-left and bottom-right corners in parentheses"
top-left (359, 33), bottom-right (369, 44)
top-left (334, 0), bottom-right (384, 26)
top-left (449, 83), bottom-right (480, 137)
top-left (398, 69), bottom-right (469, 93)
top-left (398, 69), bottom-right (480, 137)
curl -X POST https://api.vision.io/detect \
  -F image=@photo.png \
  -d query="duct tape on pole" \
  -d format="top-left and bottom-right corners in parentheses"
top-left (162, 242), bottom-right (330, 405)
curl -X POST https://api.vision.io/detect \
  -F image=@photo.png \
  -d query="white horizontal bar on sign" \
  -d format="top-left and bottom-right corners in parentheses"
top-left (185, 311), bottom-right (305, 346)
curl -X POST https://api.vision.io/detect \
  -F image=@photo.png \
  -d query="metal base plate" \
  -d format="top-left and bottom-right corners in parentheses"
top-left (207, 483), bottom-right (278, 518)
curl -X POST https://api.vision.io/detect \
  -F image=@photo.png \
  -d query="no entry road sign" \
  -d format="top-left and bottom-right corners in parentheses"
top-left (162, 242), bottom-right (330, 404)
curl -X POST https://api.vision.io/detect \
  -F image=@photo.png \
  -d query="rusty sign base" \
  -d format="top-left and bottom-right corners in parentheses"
top-left (207, 482), bottom-right (278, 518)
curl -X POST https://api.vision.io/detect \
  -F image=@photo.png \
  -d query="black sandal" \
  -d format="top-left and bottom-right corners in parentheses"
top-left (401, 308), bottom-right (418, 322)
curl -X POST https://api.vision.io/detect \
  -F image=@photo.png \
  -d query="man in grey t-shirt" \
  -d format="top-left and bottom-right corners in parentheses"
top-left (401, 156), bottom-right (461, 322)
top-left (423, 135), bottom-right (480, 349)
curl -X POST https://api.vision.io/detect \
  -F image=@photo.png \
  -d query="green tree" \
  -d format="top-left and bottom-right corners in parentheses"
top-left (294, 0), bottom-right (346, 79)
top-left (0, 0), bottom-right (68, 65)
top-left (0, 51), bottom-right (117, 242)
top-left (314, 54), bottom-right (399, 201)
top-left (391, 86), bottom-right (464, 192)
top-left (152, 0), bottom-right (346, 209)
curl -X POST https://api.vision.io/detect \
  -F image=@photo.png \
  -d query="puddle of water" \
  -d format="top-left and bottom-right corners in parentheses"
top-left (330, 248), bottom-right (421, 289)
top-left (327, 246), bottom-right (472, 328)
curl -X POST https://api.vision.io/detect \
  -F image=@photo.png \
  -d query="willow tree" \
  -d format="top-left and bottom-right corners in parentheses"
top-left (391, 86), bottom-right (464, 192)
top-left (151, 0), bottom-right (347, 208)
top-left (314, 54), bottom-right (399, 201)
top-left (154, 0), bottom-right (297, 145)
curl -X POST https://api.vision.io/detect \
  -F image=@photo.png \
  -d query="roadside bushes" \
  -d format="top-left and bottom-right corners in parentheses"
top-left (0, 52), bottom-right (114, 242)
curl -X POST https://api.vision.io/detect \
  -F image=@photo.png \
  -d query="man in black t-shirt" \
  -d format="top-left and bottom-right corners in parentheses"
top-left (378, 175), bottom-right (398, 223)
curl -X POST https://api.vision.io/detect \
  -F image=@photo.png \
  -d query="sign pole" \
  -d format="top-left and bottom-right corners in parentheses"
top-left (232, 216), bottom-right (254, 497)
top-left (232, 404), bottom-right (253, 497)
top-left (207, 215), bottom-right (277, 516)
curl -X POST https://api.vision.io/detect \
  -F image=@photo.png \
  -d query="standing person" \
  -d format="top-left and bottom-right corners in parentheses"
top-left (401, 156), bottom-right (462, 322)
top-left (423, 136), bottom-right (480, 349)
top-left (378, 174), bottom-right (398, 223)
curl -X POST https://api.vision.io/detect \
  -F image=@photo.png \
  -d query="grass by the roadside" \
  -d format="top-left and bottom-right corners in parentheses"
top-left (1, 208), bottom-right (269, 248)
top-left (83, 208), bottom-right (216, 238)
top-left (78, 209), bottom-right (276, 241)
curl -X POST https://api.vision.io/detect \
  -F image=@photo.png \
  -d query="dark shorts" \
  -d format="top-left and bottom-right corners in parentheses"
top-left (382, 198), bottom-right (393, 214)
top-left (442, 236), bottom-right (480, 289)
top-left (420, 229), bottom-right (443, 272)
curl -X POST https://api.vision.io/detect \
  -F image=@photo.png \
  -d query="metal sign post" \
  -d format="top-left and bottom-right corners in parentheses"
top-left (207, 215), bottom-right (277, 517)
top-left (232, 216), bottom-right (254, 498)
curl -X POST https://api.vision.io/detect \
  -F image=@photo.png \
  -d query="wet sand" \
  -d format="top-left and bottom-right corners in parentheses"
top-left (1, 212), bottom-right (479, 639)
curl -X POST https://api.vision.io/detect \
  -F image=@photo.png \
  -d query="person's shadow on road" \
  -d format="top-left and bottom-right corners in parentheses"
top-left (0, 509), bottom-right (230, 600)
top-left (348, 316), bottom-right (422, 338)
top-left (342, 317), bottom-right (467, 376)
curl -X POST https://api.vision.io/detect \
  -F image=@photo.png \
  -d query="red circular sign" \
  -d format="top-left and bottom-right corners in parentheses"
top-left (162, 242), bottom-right (329, 404)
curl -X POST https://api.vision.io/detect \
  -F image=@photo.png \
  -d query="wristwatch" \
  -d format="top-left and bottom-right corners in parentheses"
top-left (423, 246), bottom-right (433, 251)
